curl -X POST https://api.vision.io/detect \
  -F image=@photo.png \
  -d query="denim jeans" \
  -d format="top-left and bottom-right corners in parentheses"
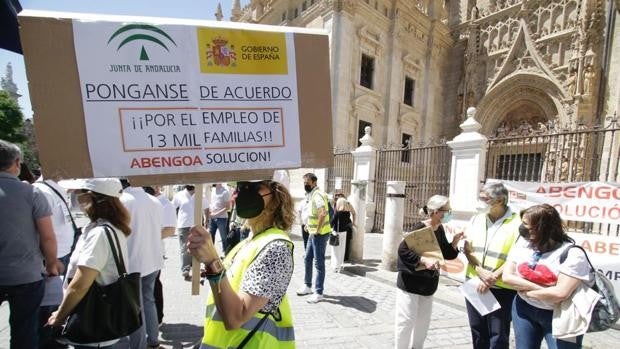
top-left (0, 279), bottom-right (45, 349)
top-left (209, 217), bottom-right (229, 252)
top-left (129, 271), bottom-right (160, 347)
top-left (304, 233), bottom-right (329, 295)
top-left (512, 296), bottom-right (583, 349)
top-left (177, 227), bottom-right (191, 273)
top-left (465, 287), bottom-right (516, 349)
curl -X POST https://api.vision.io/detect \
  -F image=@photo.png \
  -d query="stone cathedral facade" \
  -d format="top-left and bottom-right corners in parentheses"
top-left (229, 0), bottom-right (619, 147)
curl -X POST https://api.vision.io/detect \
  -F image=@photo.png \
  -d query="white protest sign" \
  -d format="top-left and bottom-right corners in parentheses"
top-left (570, 232), bottom-right (620, 301)
top-left (496, 180), bottom-right (620, 224)
top-left (72, 21), bottom-right (301, 177)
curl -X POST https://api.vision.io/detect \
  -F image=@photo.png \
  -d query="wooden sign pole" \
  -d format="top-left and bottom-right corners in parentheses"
top-left (191, 184), bottom-right (203, 295)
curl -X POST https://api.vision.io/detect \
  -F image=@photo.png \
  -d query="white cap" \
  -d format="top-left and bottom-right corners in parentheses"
top-left (59, 178), bottom-right (123, 197)
top-left (426, 195), bottom-right (450, 211)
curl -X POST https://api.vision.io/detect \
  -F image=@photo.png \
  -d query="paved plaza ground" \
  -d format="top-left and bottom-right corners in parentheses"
top-left (2, 225), bottom-right (619, 348)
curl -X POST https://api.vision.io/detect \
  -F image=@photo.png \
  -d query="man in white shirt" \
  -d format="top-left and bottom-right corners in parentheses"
top-left (148, 185), bottom-right (176, 325)
top-left (33, 177), bottom-right (75, 347)
top-left (33, 178), bottom-right (74, 269)
top-left (172, 185), bottom-right (209, 280)
top-left (208, 183), bottom-right (231, 252)
top-left (120, 180), bottom-right (165, 349)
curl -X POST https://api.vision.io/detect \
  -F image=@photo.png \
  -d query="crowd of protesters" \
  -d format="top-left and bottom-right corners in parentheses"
top-left (0, 138), bottom-right (606, 349)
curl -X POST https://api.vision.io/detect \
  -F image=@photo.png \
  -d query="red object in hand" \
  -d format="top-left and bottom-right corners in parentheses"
top-left (518, 262), bottom-right (558, 286)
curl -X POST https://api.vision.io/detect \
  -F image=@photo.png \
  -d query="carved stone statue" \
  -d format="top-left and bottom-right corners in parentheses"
top-left (583, 66), bottom-right (594, 95)
top-left (565, 74), bottom-right (577, 96)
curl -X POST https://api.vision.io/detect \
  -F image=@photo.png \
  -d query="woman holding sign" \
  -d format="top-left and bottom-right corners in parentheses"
top-left (395, 195), bottom-right (465, 349)
top-left (187, 180), bottom-right (295, 349)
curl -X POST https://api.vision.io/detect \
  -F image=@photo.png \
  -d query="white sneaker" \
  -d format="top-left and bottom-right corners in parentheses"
top-left (296, 285), bottom-right (312, 296)
top-left (307, 293), bottom-right (323, 303)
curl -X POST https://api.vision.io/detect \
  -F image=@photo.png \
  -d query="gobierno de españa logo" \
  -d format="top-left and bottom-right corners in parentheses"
top-left (107, 24), bottom-right (177, 61)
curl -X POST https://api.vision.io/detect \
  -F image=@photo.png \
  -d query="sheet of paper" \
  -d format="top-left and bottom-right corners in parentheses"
top-left (459, 278), bottom-right (501, 316)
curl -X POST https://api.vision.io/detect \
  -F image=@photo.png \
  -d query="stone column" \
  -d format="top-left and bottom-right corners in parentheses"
top-left (351, 126), bottom-right (377, 233)
top-left (348, 180), bottom-right (367, 263)
top-left (380, 181), bottom-right (405, 271)
top-left (446, 107), bottom-right (487, 223)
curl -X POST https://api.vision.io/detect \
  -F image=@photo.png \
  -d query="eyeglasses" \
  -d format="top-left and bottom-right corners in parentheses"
top-left (478, 196), bottom-right (494, 203)
top-left (438, 208), bottom-right (451, 214)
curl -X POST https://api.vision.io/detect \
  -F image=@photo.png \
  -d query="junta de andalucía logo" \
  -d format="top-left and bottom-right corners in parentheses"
top-left (108, 24), bottom-right (177, 61)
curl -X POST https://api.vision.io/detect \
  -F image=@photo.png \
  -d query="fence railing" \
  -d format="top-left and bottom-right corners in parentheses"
top-left (326, 147), bottom-right (355, 198)
top-left (373, 141), bottom-right (451, 232)
top-left (486, 118), bottom-right (620, 236)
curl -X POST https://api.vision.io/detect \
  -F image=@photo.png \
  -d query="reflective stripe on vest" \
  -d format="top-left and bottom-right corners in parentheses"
top-left (201, 228), bottom-right (295, 349)
top-left (307, 188), bottom-right (331, 235)
top-left (465, 211), bottom-right (521, 289)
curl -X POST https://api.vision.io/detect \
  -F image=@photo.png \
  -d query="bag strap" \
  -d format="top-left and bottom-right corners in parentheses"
top-left (559, 244), bottom-right (595, 273)
top-left (101, 224), bottom-right (128, 275)
top-left (237, 313), bottom-right (270, 349)
top-left (41, 181), bottom-right (80, 232)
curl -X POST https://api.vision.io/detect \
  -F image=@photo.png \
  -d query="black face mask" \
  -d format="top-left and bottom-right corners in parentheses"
top-left (518, 224), bottom-right (530, 239)
top-left (304, 184), bottom-right (313, 193)
top-left (235, 182), bottom-right (266, 219)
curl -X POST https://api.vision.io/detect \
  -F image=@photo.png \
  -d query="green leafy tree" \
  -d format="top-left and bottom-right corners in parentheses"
top-left (0, 90), bottom-right (26, 143)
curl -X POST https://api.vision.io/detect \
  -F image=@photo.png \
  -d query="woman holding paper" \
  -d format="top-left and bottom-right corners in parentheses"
top-left (502, 204), bottom-right (592, 349)
top-left (395, 195), bottom-right (465, 349)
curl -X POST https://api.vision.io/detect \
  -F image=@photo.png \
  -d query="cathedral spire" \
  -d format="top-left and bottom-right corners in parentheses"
top-left (1, 63), bottom-right (21, 101)
top-left (215, 2), bottom-right (223, 21)
top-left (231, 0), bottom-right (241, 21)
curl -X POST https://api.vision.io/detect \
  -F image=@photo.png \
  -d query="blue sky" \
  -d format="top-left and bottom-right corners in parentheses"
top-left (1, 0), bottom-right (249, 118)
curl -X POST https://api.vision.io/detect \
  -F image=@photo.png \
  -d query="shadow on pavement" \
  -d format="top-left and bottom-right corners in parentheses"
top-left (159, 322), bottom-right (203, 349)
top-left (320, 295), bottom-right (378, 313)
top-left (344, 265), bottom-right (378, 277)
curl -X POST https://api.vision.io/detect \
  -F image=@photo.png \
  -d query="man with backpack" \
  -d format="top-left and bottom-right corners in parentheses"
top-left (296, 173), bottom-right (332, 303)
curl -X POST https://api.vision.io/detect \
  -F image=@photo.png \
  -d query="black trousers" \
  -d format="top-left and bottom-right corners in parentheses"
top-left (301, 224), bottom-right (309, 251)
top-left (155, 270), bottom-right (164, 324)
top-left (465, 287), bottom-right (516, 349)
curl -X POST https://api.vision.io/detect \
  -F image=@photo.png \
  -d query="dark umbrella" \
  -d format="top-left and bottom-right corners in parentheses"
top-left (0, 0), bottom-right (23, 54)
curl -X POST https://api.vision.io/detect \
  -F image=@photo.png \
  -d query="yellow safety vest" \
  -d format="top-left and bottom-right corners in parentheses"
top-left (200, 228), bottom-right (295, 349)
top-left (307, 188), bottom-right (331, 235)
top-left (465, 210), bottom-right (521, 290)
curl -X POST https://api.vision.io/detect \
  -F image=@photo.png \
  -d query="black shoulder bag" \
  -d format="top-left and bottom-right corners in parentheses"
top-left (41, 181), bottom-right (82, 254)
top-left (560, 244), bottom-right (620, 332)
top-left (62, 225), bottom-right (142, 343)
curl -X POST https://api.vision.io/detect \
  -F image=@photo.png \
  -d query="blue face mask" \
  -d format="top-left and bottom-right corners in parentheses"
top-left (441, 212), bottom-right (453, 224)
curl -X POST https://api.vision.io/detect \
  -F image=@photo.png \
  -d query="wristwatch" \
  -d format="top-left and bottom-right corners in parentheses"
top-left (205, 258), bottom-right (224, 275)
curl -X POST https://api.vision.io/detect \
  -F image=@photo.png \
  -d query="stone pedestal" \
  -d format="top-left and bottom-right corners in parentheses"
top-left (351, 126), bottom-right (377, 233)
top-left (447, 107), bottom-right (487, 222)
top-left (349, 180), bottom-right (367, 263)
top-left (380, 181), bottom-right (405, 271)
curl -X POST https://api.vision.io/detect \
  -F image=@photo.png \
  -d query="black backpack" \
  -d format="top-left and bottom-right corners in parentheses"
top-left (560, 245), bottom-right (620, 332)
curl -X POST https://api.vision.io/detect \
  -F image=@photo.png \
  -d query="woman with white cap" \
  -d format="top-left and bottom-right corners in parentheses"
top-left (395, 195), bottom-right (465, 349)
top-left (47, 178), bottom-right (131, 349)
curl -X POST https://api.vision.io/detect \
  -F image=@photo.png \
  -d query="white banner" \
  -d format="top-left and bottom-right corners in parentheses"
top-left (72, 21), bottom-right (300, 177)
top-left (497, 180), bottom-right (620, 224)
top-left (570, 232), bottom-right (620, 301)
top-left (441, 232), bottom-right (620, 301)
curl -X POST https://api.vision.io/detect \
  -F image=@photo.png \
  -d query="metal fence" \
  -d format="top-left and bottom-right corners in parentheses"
top-left (372, 141), bottom-right (452, 232)
top-left (325, 147), bottom-right (355, 198)
top-left (485, 118), bottom-right (620, 236)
